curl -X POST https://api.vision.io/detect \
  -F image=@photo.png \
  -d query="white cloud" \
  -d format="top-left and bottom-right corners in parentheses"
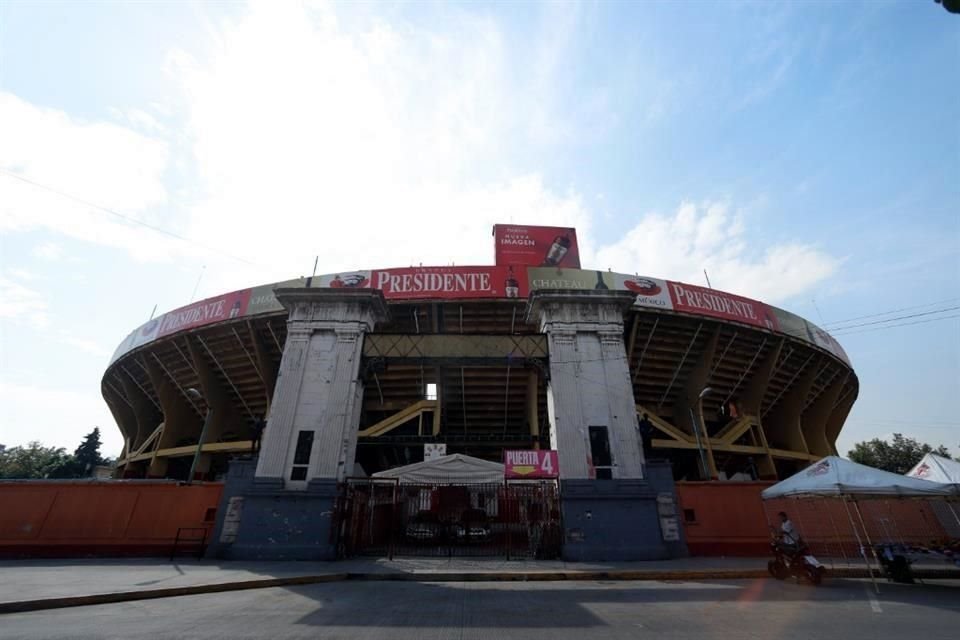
top-left (0, 275), bottom-right (49, 326)
top-left (161, 2), bottom-right (597, 294)
top-left (32, 242), bottom-right (63, 261)
top-left (594, 201), bottom-right (840, 304)
top-left (0, 92), bottom-right (179, 262)
top-left (56, 331), bottom-right (111, 358)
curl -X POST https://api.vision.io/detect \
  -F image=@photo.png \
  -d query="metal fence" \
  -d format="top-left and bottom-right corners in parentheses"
top-left (335, 479), bottom-right (562, 559)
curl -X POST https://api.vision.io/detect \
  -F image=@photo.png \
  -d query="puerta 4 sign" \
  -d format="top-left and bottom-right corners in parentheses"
top-left (503, 450), bottom-right (560, 479)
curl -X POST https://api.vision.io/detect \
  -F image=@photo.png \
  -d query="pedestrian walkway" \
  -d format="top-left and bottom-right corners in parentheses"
top-left (1, 555), bottom-right (956, 615)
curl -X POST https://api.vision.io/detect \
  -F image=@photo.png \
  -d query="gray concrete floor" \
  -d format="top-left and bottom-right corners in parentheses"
top-left (2, 578), bottom-right (958, 640)
top-left (8, 555), bottom-right (953, 605)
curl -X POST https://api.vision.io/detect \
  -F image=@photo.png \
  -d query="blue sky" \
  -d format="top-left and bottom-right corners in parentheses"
top-left (1, 1), bottom-right (957, 458)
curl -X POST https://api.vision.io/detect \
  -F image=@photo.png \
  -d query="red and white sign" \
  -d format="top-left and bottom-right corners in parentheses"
top-left (667, 281), bottom-right (779, 331)
top-left (504, 450), bottom-right (559, 479)
top-left (611, 273), bottom-right (674, 310)
top-left (493, 224), bottom-right (581, 269)
top-left (371, 266), bottom-right (528, 300)
top-left (157, 289), bottom-right (252, 337)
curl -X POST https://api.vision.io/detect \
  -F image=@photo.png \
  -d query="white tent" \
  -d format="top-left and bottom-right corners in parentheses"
top-left (762, 456), bottom-right (955, 592)
top-left (906, 453), bottom-right (960, 484)
top-left (372, 454), bottom-right (504, 485)
top-left (761, 456), bottom-right (954, 500)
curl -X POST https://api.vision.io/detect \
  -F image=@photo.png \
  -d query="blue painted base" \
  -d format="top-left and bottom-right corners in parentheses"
top-left (207, 458), bottom-right (339, 560)
top-left (560, 464), bottom-right (687, 561)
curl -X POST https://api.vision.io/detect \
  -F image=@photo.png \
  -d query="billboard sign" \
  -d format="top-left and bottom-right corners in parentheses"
top-left (494, 224), bottom-right (581, 269)
top-left (528, 267), bottom-right (613, 291)
top-left (667, 281), bottom-right (779, 331)
top-left (246, 278), bottom-right (306, 316)
top-left (370, 266), bottom-right (527, 300)
top-left (610, 273), bottom-right (674, 310)
top-left (504, 449), bottom-right (559, 479)
top-left (157, 288), bottom-right (252, 338)
top-left (318, 271), bottom-right (371, 289)
top-left (770, 307), bottom-right (850, 366)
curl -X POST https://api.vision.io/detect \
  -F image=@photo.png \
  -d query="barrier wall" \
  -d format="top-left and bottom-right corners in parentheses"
top-left (676, 482), bottom-right (773, 556)
top-left (0, 481), bottom-right (223, 558)
top-left (676, 482), bottom-right (953, 556)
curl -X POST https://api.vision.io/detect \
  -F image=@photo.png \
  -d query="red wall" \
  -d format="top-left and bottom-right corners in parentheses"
top-left (676, 482), bottom-right (951, 557)
top-left (676, 482), bottom-right (773, 556)
top-left (0, 481), bottom-right (223, 558)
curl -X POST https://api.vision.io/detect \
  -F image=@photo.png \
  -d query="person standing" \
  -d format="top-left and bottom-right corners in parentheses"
top-left (638, 413), bottom-right (654, 456)
top-left (251, 415), bottom-right (266, 456)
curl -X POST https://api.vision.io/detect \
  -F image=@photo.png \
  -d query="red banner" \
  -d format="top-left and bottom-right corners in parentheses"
top-left (666, 281), bottom-right (779, 331)
top-left (371, 266), bottom-right (527, 300)
top-left (504, 450), bottom-right (559, 479)
top-left (157, 289), bottom-right (252, 337)
top-left (493, 224), bottom-right (580, 269)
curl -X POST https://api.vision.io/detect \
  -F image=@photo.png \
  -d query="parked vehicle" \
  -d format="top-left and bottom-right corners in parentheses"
top-left (406, 511), bottom-right (442, 541)
top-left (767, 532), bottom-right (826, 585)
top-left (452, 508), bottom-right (492, 542)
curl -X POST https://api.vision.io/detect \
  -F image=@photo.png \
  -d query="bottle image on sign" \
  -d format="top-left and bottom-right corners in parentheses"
top-left (594, 271), bottom-right (609, 290)
top-left (542, 233), bottom-right (571, 266)
top-left (505, 266), bottom-right (519, 298)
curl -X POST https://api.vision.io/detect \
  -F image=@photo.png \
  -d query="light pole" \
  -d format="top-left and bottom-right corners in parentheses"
top-left (186, 388), bottom-right (213, 484)
top-left (689, 386), bottom-right (716, 480)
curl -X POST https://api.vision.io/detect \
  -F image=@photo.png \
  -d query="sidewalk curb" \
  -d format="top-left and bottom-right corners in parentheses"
top-left (348, 569), bottom-right (771, 582)
top-left (2, 567), bottom-right (956, 615)
top-left (0, 574), bottom-right (349, 615)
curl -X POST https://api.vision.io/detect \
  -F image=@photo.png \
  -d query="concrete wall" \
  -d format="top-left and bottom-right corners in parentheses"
top-left (0, 481), bottom-right (223, 558)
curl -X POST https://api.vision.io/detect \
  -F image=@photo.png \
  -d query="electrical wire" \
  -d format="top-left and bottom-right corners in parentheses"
top-left (0, 169), bottom-right (260, 266)
top-left (819, 296), bottom-right (960, 330)
top-left (830, 313), bottom-right (960, 337)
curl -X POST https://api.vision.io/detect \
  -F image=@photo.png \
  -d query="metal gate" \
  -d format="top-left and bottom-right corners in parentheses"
top-left (334, 478), bottom-right (563, 559)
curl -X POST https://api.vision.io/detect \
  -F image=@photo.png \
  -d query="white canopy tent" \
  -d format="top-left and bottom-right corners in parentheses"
top-left (905, 453), bottom-right (960, 539)
top-left (906, 453), bottom-right (960, 485)
top-left (762, 456), bottom-right (955, 500)
top-left (372, 454), bottom-right (505, 485)
top-left (761, 456), bottom-right (955, 592)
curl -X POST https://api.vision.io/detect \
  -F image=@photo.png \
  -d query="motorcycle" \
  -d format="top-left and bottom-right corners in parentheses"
top-left (767, 531), bottom-right (827, 585)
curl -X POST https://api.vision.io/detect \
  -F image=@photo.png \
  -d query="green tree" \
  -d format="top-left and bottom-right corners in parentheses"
top-left (73, 427), bottom-right (105, 474)
top-left (0, 442), bottom-right (74, 479)
top-left (848, 433), bottom-right (952, 474)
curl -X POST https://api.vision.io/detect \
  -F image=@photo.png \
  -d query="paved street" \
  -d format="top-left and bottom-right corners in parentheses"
top-left (2, 578), bottom-right (958, 640)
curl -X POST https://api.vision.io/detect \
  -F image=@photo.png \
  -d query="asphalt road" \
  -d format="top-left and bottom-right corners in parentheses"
top-left (2, 578), bottom-right (958, 640)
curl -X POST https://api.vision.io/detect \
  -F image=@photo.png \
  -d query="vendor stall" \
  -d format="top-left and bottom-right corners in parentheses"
top-left (761, 456), bottom-right (955, 591)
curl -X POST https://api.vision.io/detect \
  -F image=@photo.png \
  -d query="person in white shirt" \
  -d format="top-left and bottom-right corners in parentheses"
top-left (778, 511), bottom-right (799, 552)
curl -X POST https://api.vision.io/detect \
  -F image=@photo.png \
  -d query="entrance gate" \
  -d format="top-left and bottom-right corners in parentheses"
top-left (335, 478), bottom-right (563, 559)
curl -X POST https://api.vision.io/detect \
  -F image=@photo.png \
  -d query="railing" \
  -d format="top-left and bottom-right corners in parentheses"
top-left (170, 527), bottom-right (209, 560)
top-left (336, 479), bottom-right (562, 560)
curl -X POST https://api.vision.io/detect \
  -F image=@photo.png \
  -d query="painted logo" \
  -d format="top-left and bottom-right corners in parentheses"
top-left (624, 278), bottom-right (662, 296)
top-left (915, 463), bottom-right (930, 478)
top-left (329, 273), bottom-right (369, 288)
top-left (806, 460), bottom-right (831, 477)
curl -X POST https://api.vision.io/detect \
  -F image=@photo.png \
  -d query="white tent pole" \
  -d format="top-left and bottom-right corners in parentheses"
top-left (852, 499), bottom-right (883, 595)
top-left (842, 496), bottom-right (878, 594)
top-left (946, 500), bottom-right (960, 530)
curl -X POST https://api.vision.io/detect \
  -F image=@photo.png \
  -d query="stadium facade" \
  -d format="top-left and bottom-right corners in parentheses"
top-left (102, 226), bottom-right (857, 560)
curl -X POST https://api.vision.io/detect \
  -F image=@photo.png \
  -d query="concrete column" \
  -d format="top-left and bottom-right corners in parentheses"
top-left (526, 290), bottom-right (643, 480)
top-left (143, 357), bottom-right (203, 477)
top-left (254, 289), bottom-right (389, 488)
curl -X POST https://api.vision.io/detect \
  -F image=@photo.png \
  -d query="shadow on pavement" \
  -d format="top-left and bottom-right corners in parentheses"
top-left (288, 578), bottom-right (960, 629)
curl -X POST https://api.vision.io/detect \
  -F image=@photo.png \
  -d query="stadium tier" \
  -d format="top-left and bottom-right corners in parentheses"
top-left (103, 263), bottom-right (856, 483)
